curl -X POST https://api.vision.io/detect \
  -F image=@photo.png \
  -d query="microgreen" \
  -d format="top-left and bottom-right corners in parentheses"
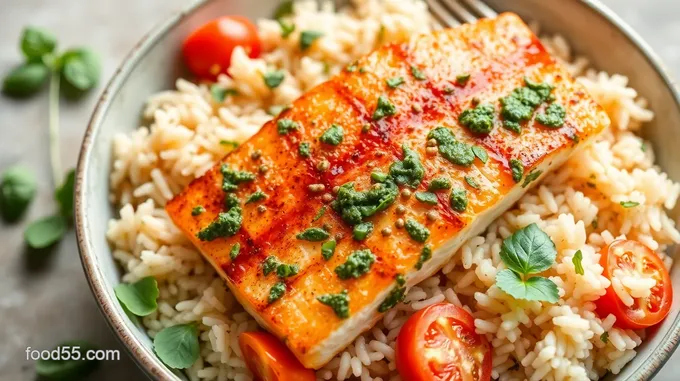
top-left (114, 276), bottom-right (160, 317)
top-left (153, 323), bottom-right (200, 369)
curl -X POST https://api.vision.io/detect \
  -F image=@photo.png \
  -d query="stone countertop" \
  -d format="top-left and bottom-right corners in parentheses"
top-left (0, 0), bottom-right (678, 380)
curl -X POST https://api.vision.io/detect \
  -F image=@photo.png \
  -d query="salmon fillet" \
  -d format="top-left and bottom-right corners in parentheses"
top-left (166, 13), bottom-right (609, 369)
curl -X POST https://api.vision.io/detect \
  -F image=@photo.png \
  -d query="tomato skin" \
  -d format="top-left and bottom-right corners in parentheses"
top-left (238, 331), bottom-right (315, 381)
top-left (596, 240), bottom-right (673, 329)
top-left (182, 16), bottom-right (261, 80)
top-left (396, 303), bottom-right (492, 381)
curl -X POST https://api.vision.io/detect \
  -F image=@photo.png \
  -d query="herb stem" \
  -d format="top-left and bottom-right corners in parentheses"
top-left (48, 72), bottom-right (61, 189)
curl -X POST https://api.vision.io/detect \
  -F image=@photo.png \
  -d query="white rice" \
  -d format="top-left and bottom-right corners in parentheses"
top-left (106, 1), bottom-right (680, 380)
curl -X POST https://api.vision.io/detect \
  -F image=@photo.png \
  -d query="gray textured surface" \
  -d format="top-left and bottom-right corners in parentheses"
top-left (0, 0), bottom-right (678, 380)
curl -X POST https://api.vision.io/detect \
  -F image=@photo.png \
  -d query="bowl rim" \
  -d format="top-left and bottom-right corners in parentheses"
top-left (74, 0), bottom-right (680, 380)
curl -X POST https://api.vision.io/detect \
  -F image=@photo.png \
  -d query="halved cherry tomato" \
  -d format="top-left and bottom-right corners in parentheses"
top-left (238, 331), bottom-right (315, 381)
top-left (596, 239), bottom-right (673, 329)
top-left (396, 303), bottom-right (492, 381)
top-left (182, 16), bottom-right (261, 80)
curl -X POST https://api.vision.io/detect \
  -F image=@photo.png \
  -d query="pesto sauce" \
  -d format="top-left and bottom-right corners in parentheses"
top-left (404, 219), bottom-right (430, 243)
top-left (536, 103), bottom-right (566, 128)
top-left (229, 243), bottom-right (241, 260)
top-left (277, 118), bottom-right (299, 135)
top-left (415, 245), bottom-right (432, 270)
top-left (372, 95), bottom-right (397, 121)
top-left (331, 180), bottom-right (398, 225)
top-left (428, 177), bottom-right (452, 191)
top-left (196, 207), bottom-right (243, 241)
top-left (262, 256), bottom-right (279, 276)
top-left (378, 274), bottom-right (407, 313)
top-left (522, 169), bottom-right (543, 188)
top-left (389, 145), bottom-right (425, 188)
top-left (319, 124), bottom-right (344, 145)
top-left (335, 249), bottom-right (376, 279)
top-left (510, 159), bottom-right (524, 183)
top-left (459, 103), bottom-right (495, 134)
top-left (321, 239), bottom-right (337, 260)
top-left (296, 227), bottom-right (330, 241)
top-left (317, 290), bottom-right (350, 319)
top-left (500, 77), bottom-right (556, 133)
top-left (221, 165), bottom-right (255, 192)
top-left (245, 190), bottom-right (267, 204)
top-left (191, 205), bottom-right (205, 216)
top-left (386, 77), bottom-right (405, 89)
top-left (450, 188), bottom-right (468, 212)
top-left (268, 282), bottom-right (286, 304)
top-left (298, 142), bottom-right (311, 158)
top-left (353, 222), bottom-right (374, 241)
top-left (427, 127), bottom-right (475, 166)
top-left (225, 193), bottom-right (240, 209)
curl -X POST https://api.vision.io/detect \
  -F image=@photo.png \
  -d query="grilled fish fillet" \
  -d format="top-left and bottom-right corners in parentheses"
top-left (166, 13), bottom-right (609, 369)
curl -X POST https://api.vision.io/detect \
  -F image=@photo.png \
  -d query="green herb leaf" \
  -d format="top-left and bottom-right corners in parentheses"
top-left (620, 201), bottom-right (640, 208)
top-left (298, 142), bottom-right (311, 158)
top-left (386, 76), bottom-right (405, 89)
top-left (378, 274), bottom-right (407, 312)
top-left (321, 239), bottom-right (336, 260)
top-left (389, 145), bottom-right (425, 188)
top-left (317, 290), bottom-right (350, 318)
top-left (600, 332), bottom-right (609, 343)
top-left (331, 180), bottom-right (398, 225)
top-left (472, 146), bottom-right (489, 164)
top-left (371, 171), bottom-right (388, 183)
top-left (220, 140), bottom-right (239, 148)
top-left (427, 127), bottom-right (474, 167)
top-left (464, 176), bottom-right (480, 189)
top-left (262, 256), bottom-right (278, 276)
top-left (499, 223), bottom-right (556, 275)
top-left (312, 206), bottom-right (326, 222)
top-left (572, 250), bottom-right (584, 275)
top-left (319, 124), bottom-right (344, 145)
top-left (24, 215), bottom-right (67, 249)
top-left (196, 207), bottom-right (242, 241)
top-left (55, 169), bottom-right (75, 220)
top-left (276, 262), bottom-right (299, 278)
top-left (405, 218), bottom-right (430, 243)
top-left (336, 249), bottom-right (375, 279)
top-left (353, 222), bottom-right (374, 241)
top-left (411, 66), bottom-right (426, 80)
top-left (210, 85), bottom-right (237, 102)
top-left (456, 73), bottom-right (471, 85)
top-left (269, 282), bottom-right (286, 303)
top-left (522, 169), bottom-right (543, 188)
top-left (114, 276), bottom-right (159, 316)
top-left (273, 0), bottom-right (294, 19)
top-left (20, 26), bottom-right (57, 61)
top-left (297, 227), bottom-right (330, 241)
top-left (300, 30), bottom-right (323, 51)
top-left (510, 159), bottom-right (524, 183)
top-left (191, 206), bottom-right (205, 216)
top-left (2, 62), bottom-right (50, 97)
top-left (245, 190), bottom-right (267, 204)
top-left (35, 340), bottom-right (99, 380)
top-left (263, 70), bottom-right (285, 89)
top-left (277, 18), bottom-right (296, 38)
top-left (415, 245), bottom-right (432, 270)
top-left (153, 323), bottom-right (200, 369)
top-left (428, 177), bottom-right (452, 191)
top-left (495, 269), bottom-right (559, 303)
top-left (0, 165), bottom-right (36, 222)
top-left (277, 118), bottom-right (299, 135)
top-left (372, 95), bottom-right (397, 120)
top-left (60, 48), bottom-right (101, 93)
top-left (449, 188), bottom-right (468, 213)
top-left (230, 243), bottom-right (241, 260)
top-left (415, 191), bottom-right (438, 205)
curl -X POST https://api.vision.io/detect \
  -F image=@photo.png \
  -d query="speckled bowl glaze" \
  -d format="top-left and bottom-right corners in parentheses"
top-left (75, 0), bottom-right (680, 379)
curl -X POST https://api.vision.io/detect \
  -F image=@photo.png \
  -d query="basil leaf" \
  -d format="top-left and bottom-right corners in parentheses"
top-left (60, 48), bottom-right (101, 93)
top-left (499, 223), bottom-right (556, 275)
top-left (114, 276), bottom-right (159, 316)
top-left (2, 62), bottom-right (50, 97)
top-left (21, 26), bottom-right (57, 61)
top-left (495, 269), bottom-right (559, 303)
top-left (0, 165), bottom-right (36, 222)
top-left (24, 215), bottom-right (67, 249)
top-left (153, 323), bottom-right (200, 369)
top-left (415, 191), bottom-right (438, 205)
top-left (55, 169), bottom-right (75, 221)
top-left (35, 340), bottom-right (99, 380)
top-left (572, 250), bottom-right (584, 275)
top-left (472, 145), bottom-right (488, 163)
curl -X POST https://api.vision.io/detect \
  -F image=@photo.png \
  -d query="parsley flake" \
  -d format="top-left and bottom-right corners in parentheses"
top-left (410, 66), bottom-right (426, 80)
top-left (317, 290), bottom-right (350, 318)
top-left (277, 118), bottom-right (299, 135)
top-left (321, 239), bottom-right (337, 260)
top-left (620, 201), bottom-right (640, 208)
top-left (509, 159), bottom-right (524, 183)
top-left (450, 188), bottom-right (468, 212)
top-left (389, 145), bottom-right (425, 188)
top-left (415, 245), bottom-right (432, 270)
top-left (572, 250), bottom-right (584, 275)
top-left (386, 76), bottom-right (405, 89)
top-left (300, 30), bottom-right (323, 51)
top-left (319, 124), bottom-right (344, 145)
top-left (297, 227), bottom-right (330, 241)
top-left (229, 243), bottom-right (241, 260)
top-left (372, 95), bottom-right (397, 120)
top-left (299, 142), bottom-right (311, 158)
top-left (268, 282), bottom-right (286, 304)
top-left (263, 70), bottom-right (285, 89)
top-left (335, 249), bottom-right (375, 279)
top-left (404, 219), bottom-right (430, 243)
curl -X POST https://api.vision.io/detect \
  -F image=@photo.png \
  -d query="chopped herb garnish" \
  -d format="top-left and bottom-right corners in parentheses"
top-left (450, 188), bottom-right (468, 212)
top-left (335, 249), bottom-right (375, 279)
top-left (428, 177), bottom-right (452, 191)
top-left (229, 243), bottom-right (241, 260)
top-left (220, 140), bottom-right (239, 147)
top-left (300, 30), bottom-right (323, 51)
top-left (522, 169), bottom-right (543, 188)
top-left (641, 142), bottom-right (647, 152)
top-left (404, 219), bottom-right (430, 243)
top-left (321, 239), bottom-right (337, 260)
top-left (277, 18), bottom-right (296, 38)
top-left (500, 77), bottom-right (555, 133)
top-left (345, 63), bottom-right (358, 72)
top-left (378, 274), bottom-right (407, 312)
top-left (571, 134), bottom-right (580, 143)
top-left (263, 256), bottom-right (279, 276)
top-left (620, 201), bottom-right (640, 208)
top-left (263, 70), bottom-right (285, 89)
top-left (268, 282), bottom-right (286, 304)
top-left (297, 227), bottom-right (330, 241)
top-left (415, 192), bottom-right (438, 205)
top-left (536, 103), bottom-right (566, 128)
top-left (277, 118), bottom-right (299, 135)
top-left (411, 66), bottom-right (426, 80)
top-left (509, 159), bottom-right (524, 183)
top-left (427, 126), bottom-right (475, 166)
top-left (494, 223), bottom-right (559, 303)
top-left (371, 171), bottom-right (389, 183)
top-left (472, 146), bottom-right (489, 164)
top-left (464, 176), bottom-right (480, 189)
top-left (225, 193), bottom-right (240, 209)
top-left (191, 206), bottom-right (205, 216)
top-left (386, 76), bottom-right (405, 89)
top-left (221, 165), bottom-right (256, 192)
top-left (331, 180), bottom-right (398, 225)
top-left (443, 85), bottom-right (455, 94)
top-left (353, 222), bottom-right (374, 241)
top-left (245, 190), bottom-right (267, 204)
top-left (372, 95), bottom-right (397, 120)
top-left (459, 103), bottom-right (495, 134)
top-left (601, 332), bottom-right (609, 344)
top-left (196, 207), bottom-right (242, 241)
top-left (456, 73), bottom-right (471, 85)
top-left (210, 85), bottom-right (237, 102)
top-left (299, 142), bottom-right (311, 158)
top-left (359, 67), bottom-right (367, 73)
top-left (317, 290), bottom-right (350, 318)
top-left (319, 124), bottom-right (344, 145)
top-left (313, 206), bottom-right (326, 222)
top-left (389, 145), bottom-right (425, 188)
top-left (415, 245), bottom-right (432, 270)
top-left (572, 250), bottom-right (584, 275)
top-left (592, 218), bottom-right (599, 229)
top-left (276, 263), bottom-right (299, 278)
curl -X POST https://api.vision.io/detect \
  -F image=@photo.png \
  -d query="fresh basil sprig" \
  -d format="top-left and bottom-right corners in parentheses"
top-left (153, 323), bottom-right (200, 369)
top-left (114, 276), bottom-right (160, 317)
top-left (0, 166), bottom-right (37, 222)
top-left (495, 223), bottom-right (559, 303)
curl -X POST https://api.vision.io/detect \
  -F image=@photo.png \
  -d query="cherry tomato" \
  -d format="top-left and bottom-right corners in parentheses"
top-left (596, 239), bottom-right (673, 329)
top-left (238, 331), bottom-right (315, 381)
top-left (182, 16), bottom-right (261, 80)
top-left (396, 303), bottom-right (492, 381)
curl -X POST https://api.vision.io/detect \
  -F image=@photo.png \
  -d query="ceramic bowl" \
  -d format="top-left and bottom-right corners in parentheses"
top-left (75, 0), bottom-right (680, 379)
